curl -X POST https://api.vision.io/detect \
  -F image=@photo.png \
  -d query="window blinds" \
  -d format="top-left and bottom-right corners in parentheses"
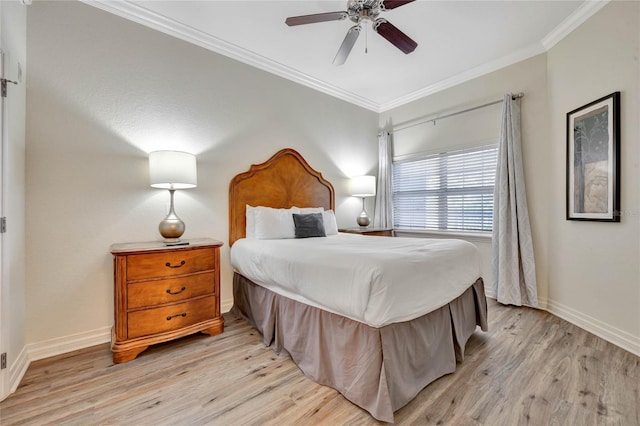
top-left (392, 144), bottom-right (498, 232)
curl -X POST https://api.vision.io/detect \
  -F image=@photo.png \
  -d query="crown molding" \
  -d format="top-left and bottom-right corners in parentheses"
top-left (81, 0), bottom-right (611, 114)
top-left (379, 42), bottom-right (546, 112)
top-left (382, 0), bottom-right (611, 112)
top-left (80, 0), bottom-right (380, 112)
top-left (542, 0), bottom-right (610, 50)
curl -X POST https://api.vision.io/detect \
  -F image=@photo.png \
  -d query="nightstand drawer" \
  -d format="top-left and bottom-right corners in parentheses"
top-left (127, 272), bottom-right (215, 309)
top-left (127, 248), bottom-right (215, 281)
top-left (127, 295), bottom-right (216, 339)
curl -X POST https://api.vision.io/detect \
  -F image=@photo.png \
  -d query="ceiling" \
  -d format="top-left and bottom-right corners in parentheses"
top-left (84, 0), bottom-right (607, 112)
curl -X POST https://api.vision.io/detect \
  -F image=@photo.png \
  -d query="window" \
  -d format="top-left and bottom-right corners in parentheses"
top-left (392, 144), bottom-right (498, 232)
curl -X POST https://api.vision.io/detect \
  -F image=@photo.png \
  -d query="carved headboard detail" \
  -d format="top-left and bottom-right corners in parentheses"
top-left (228, 148), bottom-right (335, 246)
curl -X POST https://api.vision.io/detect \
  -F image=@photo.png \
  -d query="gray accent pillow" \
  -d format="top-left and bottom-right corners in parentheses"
top-left (292, 213), bottom-right (326, 238)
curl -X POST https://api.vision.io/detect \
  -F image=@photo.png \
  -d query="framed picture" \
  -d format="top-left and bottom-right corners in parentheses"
top-left (566, 92), bottom-right (620, 222)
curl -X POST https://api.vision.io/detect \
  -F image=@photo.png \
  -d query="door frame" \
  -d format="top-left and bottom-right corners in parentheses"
top-left (0, 45), bottom-right (8, 401)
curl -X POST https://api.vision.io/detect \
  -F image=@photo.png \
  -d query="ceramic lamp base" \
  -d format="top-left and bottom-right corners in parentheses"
top-left (159, 189), bottom-right (186, 242)
top-left (357, 210), bottom-right (370, 227)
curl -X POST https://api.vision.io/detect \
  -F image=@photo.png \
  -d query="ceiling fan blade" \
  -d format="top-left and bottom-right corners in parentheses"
top-left (285, 11), bottom-right (348, 26)
top-left (382, 0), bottom-right (416, 10)
top-left (333, 25), bottom-right (361, 65)
top-left (373, 19), bottom-right (417, 54)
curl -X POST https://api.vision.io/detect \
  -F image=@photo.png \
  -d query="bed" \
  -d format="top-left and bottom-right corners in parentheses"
top-left (229, 148), bottom-right (488, 422)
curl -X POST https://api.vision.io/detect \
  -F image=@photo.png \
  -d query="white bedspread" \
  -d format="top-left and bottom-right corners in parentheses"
top-left (230, 234), bottom-right (481, 327)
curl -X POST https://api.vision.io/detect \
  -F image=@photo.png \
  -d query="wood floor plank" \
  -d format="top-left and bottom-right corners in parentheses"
top-left (1, 299), bottom-right (638, 425)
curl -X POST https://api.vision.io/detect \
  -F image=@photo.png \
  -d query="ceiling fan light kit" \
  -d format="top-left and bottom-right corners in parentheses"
top-left (285, 0), bottom-right (417, 65)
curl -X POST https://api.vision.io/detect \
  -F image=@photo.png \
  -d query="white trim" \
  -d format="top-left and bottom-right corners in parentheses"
top-left (221, 298), bottom-right (234, 314)
top-left (541, 0), bottom-right (611, 50)
top-left (79, 0), bottom-right (379, 112)
top-left (545, 298), bottom-right (640, 357)
top-left (26, 326), bottom-right (111, 362)
top-left (486, 294), bottom-right (546, 311)
top-left (379, 43), bottom-right (545, 111)
top-left (21, 299), bottom-right (232, 369)
top-left (0, 45), bottom-right (7, 403)
top-left (9, 345), bottom-right (28, 394)
top-left (486, 294), bottom-right (638, 356)
top-left (78, 0), bottom-right (608, 113)
top-left (2, 293), bottom-right (633, 398)
top-left (535, 295), bottom-right (549, 310)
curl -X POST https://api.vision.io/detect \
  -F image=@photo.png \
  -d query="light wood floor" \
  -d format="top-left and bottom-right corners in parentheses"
top-left (1, 299), bottom-right (638, 425)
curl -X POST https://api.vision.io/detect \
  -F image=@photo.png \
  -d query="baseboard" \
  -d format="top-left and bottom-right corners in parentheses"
top-left (221, 298), bottom-right (234, 313)
top-left (545, 299), bottom-right (640, 357)
top-left (24, 302), bottom-right (237, 363)
top-left (26, 326), bottom-right (112, 362)
top-left (9, 345), bottom-right (29, 394)
top-left (485, 288), bottom-right (548, 310)
top-left (26, 304), bottom-right (236, 364)
top-left (535, 295), bottom-right (549, 310)
top-left (486, 293), bottom-right (637, 356)
top-left (16, 293), bottom-right (637, 398)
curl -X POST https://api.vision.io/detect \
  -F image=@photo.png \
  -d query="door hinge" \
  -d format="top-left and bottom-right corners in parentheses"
top-left (0, 217), bottom-right (5, 233)
top-left (1, 78), bottom-right (18, 98)
top-left (1, 353), bottom-right (6, 370)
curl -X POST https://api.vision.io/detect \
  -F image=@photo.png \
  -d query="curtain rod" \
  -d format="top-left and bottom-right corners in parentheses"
top-left (386, 92), bottom-right (524, 135)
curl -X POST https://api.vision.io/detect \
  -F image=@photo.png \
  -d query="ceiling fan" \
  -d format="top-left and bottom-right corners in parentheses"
top-left (285, 0), bottom-right (418, 65)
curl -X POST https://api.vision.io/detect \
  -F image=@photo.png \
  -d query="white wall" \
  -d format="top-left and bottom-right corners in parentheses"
top-left (381, 1), bottom-right (640, 355)
top-left (547, 0), bottom-right (640, 351)
top-left (380, 54), bottom-right (550, 300)
top-left (25, 2), bottom-right (378, 348)
top-left (22, 0), bottom-right (640, 362)
top-left (0, 0), bottom-right (27, 397)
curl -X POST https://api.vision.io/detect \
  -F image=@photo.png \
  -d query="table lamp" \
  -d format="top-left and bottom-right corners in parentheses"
top-left (149, 150), bottom-right (197, 245)
top-left (350, 175), bottom-right (376, 227)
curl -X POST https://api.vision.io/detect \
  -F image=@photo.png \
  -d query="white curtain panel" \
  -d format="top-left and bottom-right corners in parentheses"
top-left (491, 94), bottom-right (538, 307)
top-left (373, 131), bottom-right (393, 228)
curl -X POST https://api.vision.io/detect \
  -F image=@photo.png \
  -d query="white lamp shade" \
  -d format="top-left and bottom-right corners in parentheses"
top-left (350, 175), bottom-right (376, 197)
top-left (149, 150), bottom-right (197, 189)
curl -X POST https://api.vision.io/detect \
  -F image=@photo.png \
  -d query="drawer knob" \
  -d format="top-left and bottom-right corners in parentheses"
top-left (166, 313), bottom-right (187, 321)
top-left (166, 286), bottom-right (187, 295)
top-left (165, 260), bottom-right (186, 269)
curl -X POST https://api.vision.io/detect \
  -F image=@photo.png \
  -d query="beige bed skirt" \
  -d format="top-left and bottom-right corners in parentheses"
top-left (231, 273), bottom-right (488, 423)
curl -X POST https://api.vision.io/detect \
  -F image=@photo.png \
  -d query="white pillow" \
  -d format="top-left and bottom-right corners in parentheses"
top-left (323, 210), bottom-right (338, 235)
top-left (245, 205), bottom-right (257, 239)
top-left (254, 206), bottom-right (297, 239)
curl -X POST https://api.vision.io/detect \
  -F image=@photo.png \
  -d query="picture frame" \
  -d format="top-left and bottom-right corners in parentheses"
top-left (566, 92), bottom-right (620, 222)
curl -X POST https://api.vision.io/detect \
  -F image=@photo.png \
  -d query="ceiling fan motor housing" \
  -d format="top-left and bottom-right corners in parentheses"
top-left (348, 0), bottom-right (383, 23)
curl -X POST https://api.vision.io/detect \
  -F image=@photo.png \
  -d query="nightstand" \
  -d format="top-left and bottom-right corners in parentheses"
top-left (339, 227), bottom-right (394, 237)
top-left (110, 238), bottom-right (224, 363)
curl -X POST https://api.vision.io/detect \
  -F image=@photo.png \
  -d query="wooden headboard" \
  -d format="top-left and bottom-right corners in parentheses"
top-left (229, 148), bottom-right (335, 246)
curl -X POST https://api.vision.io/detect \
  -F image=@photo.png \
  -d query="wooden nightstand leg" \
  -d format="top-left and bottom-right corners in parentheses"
top-left (200, 318), bottom-right (224, 337)
top-left (112, 345), bottom-right (148, 364)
